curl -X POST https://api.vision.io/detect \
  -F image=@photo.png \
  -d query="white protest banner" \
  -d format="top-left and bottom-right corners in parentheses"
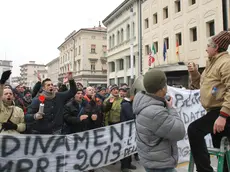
top-left (0, 87), bottom-right (211, 171)
top-left (168, 86), bottom-right (212, 163)
top-left (0, 120), bottom-right (136, 172)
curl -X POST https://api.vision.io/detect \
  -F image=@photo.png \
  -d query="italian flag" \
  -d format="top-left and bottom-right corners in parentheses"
top-left (148, 44), bottom-right (156, 66)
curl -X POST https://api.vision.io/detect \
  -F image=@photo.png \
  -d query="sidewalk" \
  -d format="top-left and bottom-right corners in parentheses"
top-left (95, 156), bottom-right (217, 172)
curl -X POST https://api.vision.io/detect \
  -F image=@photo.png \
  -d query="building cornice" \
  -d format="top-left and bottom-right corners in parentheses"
top-left (20, 64), bottom-right (45, 67)
top-left (46, 57), bottom-right (59, 66)
top-left (58, 28), bottom-right (107, 50)
top-left (102, 0), bottom-right (137, 26)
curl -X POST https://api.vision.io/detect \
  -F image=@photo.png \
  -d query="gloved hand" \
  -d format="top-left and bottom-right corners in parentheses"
top-left (34, 112), bottom-right (44, 120)
top-left (0, 70), bottom-right (12, 84)
top-left (2, 121), bottom-right (18, 130)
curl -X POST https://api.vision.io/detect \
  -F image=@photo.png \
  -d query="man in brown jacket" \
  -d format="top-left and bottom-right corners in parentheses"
top-left (187, 31), bottom-right (230, 172)
top-left (0, 70), bottom-right (26, 134)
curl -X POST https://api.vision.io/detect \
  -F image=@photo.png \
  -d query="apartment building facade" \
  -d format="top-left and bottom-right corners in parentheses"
top-left (46, 57), bottom-right (59, 84)
top-left (11, 76), bottom-right (21, 87)
top-left (20, 61), bottom-right (46, 88)
top-left (103, 0), bottom-right (139, 86)
top-left (142, 0), bottom-right (229, 86)
top-left (0, 60), bottom-right (13, 84)
top-left (58, 25), bottom-right (107, 87)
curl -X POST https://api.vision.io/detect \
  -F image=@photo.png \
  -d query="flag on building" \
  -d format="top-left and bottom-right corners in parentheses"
top-left (176, 39), bottom-right (179, 61)
top-left (163, 41), bottom-right (167, 61)
top-left (148, 44), bottom-right (156, 66)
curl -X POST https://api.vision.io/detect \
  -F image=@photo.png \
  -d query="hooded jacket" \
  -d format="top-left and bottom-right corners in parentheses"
top-left (133, 91), bottom-right (185, 169)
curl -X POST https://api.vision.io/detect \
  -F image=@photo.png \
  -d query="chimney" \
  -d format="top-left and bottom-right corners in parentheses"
top-left (99, 21), bottom-right (101, 27)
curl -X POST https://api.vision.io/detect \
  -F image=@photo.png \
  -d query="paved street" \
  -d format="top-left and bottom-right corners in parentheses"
top-left (95, 157), bottom-right (218, 172)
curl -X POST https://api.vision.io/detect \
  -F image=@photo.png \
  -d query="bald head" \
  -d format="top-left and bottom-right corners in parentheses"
top-left (86, 86), bottom-right (94, 96)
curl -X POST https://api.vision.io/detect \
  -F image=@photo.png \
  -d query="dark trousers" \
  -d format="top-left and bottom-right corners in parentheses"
top-left (188, 109), bottom-right (230, 172)
top-left (121, 156), bottom-right (131, 169)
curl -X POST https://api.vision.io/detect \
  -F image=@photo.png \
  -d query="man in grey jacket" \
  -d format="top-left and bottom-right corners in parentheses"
top-left (133, 69), bottom-right (185, 172)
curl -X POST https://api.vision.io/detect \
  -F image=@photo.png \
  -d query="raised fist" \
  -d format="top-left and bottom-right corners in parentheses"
top-left (0, 70), bottom-right (11, 84)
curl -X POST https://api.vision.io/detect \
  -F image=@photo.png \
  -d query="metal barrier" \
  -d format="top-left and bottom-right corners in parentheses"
top-left (188, 137), bottom-right (230, 172)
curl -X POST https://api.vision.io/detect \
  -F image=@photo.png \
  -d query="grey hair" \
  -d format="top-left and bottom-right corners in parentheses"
top-left (208, 39), bottom-right (217, 48)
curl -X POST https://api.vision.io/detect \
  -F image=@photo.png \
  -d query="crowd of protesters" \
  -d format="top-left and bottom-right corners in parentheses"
top-left (0, 30), bottom-right (230, 172)
top-left (0, 70), bottom-right (138, 172)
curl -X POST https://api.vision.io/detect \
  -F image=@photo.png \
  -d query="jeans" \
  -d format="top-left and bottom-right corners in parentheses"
top-left (145, 168), bottom-right (177, 172)
top-left (188, 108), bottom-right (230, 172)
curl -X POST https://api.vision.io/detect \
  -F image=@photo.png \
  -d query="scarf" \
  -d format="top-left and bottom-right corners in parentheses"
top-left (40, 90), bottom-right (56, 100)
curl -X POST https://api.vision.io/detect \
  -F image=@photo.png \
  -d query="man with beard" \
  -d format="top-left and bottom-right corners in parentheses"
top-left (25, 72), bottom-right (77, 134)
top-left (0, 70), bottom-right (26, 134)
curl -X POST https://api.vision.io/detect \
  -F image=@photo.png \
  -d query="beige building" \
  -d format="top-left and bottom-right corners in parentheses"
top-left (58, 24), bottom-right (108, 87)
top-left (46, 57), bottom-right (59, 84)
top-left (141, 0), bottom-right (230, 86)
top-left (20, 61), bottom-right (46, 88)
top-left (11, 76), bottom-right (21, 87)
top-left (103, 0), bottom-right (139, 86)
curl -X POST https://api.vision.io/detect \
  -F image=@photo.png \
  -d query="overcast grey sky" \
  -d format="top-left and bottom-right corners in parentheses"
top-left (0, 0), bottom-right (124, 76)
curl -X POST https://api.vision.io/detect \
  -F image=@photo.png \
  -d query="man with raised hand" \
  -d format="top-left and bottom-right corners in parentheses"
top-left (25, 72), bottom-right (76, 134)
top-left (188, 31), bottom-right (230, 172)
top-left (0, 70), bottom-right (26, 134)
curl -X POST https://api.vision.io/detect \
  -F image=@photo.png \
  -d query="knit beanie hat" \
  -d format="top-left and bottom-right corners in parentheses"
top-left (143, 69), bottom-right (167, 93)
top-left (212, 31), bottom-right (230, 51)
top-left (110, 84), bottom-right (119, 91)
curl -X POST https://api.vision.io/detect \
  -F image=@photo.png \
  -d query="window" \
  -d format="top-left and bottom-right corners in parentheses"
top-left (109, 36), bottom-right (112, 49)
top-left (109, 78), bottom-right (115, 85)
top-left (128, 55), bottom-right (135, 68)
top-left (117, 31), bottom-right (120, 44)
top-left (103, 36), bottom-right (107, 40)
top-left (78, 60), bottom-right (81, 71)
top-left (189, 0), bottom-right (196, 6)
top-left (176, 32), bottom-right (182, 45)
top-left (127, 25), bottom-right (130, 40)
top-left (153, 41), bottom-right (158, 52)
top-left (190, 27), bottom-right (197, 42)
top-left (102, 45), bottom-right (107, 53)
top-left (112, 34), bottom-right (115, 47)
top-left (207, 20), bottom-right (215, 37)
top-left (91, 63), bottom-right (96, 72)
top-left (75, 48), bottom-right (77, 56)
top-left (163, 6), bottom-right (169, 19)
top-left (118, 77), bottom-right (124, 86)
top-left (175, 0), bottom-right (181, 13)
top-left (78, 46), bottom-right (81, 55)
top-left (119, 59), bottom-right (124, 70)
top-left (121, 29), bottom-right (124, 42)
top-left (164, 37), bottom-right (169, 49)
top-left (91, 36), bottom-right (96, 39)
top-left (145, 45), bottom-right (150, 55)
top-left (110, 62), bottom-right (115, 72)
top-left (132, 22), bottom-right (135, 36)
top-left (153, 13), bottom-right (158, 24)
top-left (144, 18), bottom-right (149, 29)
top-left (91, 44), bottom-right (96, 53)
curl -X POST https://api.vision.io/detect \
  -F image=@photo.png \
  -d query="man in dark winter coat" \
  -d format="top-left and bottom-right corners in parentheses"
top-left (25, 72), bottom-right (76, 134)
top-left (63, 89), bottom-right (86, 134)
